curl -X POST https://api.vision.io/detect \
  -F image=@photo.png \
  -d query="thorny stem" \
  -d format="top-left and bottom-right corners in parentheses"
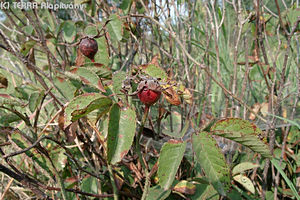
top-left (136, 106), bottom-right (151, 200)
top-left (141, 170), bottom-right (151, 200)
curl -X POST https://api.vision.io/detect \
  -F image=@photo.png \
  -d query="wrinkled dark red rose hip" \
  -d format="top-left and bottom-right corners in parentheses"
top-left (137, 84), bottom-right (161, 106)
top-left (79, 38), bottom-right (98, 62)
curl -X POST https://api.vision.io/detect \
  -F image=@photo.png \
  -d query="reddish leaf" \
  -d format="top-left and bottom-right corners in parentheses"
top-left (76, 47), bottom-right (85, 67)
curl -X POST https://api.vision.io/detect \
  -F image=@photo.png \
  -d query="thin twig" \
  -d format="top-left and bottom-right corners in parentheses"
top-left (108, 165), bottom-right (119, 200)
top-left (3, 136), bottom-right (46, 159)
top-left (135, 106), bottom-right (151, 200)
top-left (0, 106), bottom-right (31, 127)
top-left (0, 178), bottom-right (14, 200)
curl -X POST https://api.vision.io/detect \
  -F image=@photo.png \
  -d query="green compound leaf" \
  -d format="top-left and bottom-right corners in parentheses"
top-left (63, 21), bottom-right (76, 43)
top-left (190, 184), bottom-right (219, 200)
top-left (68, 67), bottom-right (104, 92)
top-left (84, 25), bottom-right (98, 37)
top-left (0, 94), bottom-right (26, 107)
top-left (112, 71), bottom-right (127, 101)
top-left (65, 93), bottom-right (112, 128)
top-left (95, 36), bottom-right (109, 66)
top-left (146, 185), bottom-right (171, 200)
top-left (81, 176), bottom-right (98, 194)
top-left (143, 64), bottom-right (168, 81)
top-left (107, 14), bottom-right (123, 42)
top-left (53, 77), bottom-right (77, 101)
top-left (0, 113), bottom-right (21, 126)
top-left (158, 140), bottom-right (186, 190)
top-left (192, 131), bottom-right (230, 196)
top-left (211, 118), bottom-right (272, 158)
top-left (107, 104), bottom-right (136, 164)
top-left (20, 40), bottom-right (36, 56)
top-left (29, 91), bottom-right (44, 113)
top-left (119, 0), bottom-right (132, 14)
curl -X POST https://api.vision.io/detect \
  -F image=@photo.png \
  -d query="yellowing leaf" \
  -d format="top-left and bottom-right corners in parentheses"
top-left (233, 175), bottom-right (255, 194)
top-left (173, 180), bottom-right (196, 195)
top-left (260, 102), bottom-right (268, 117)
top-left (232, 162), bottom-right (260, 175)
top-left (182, 88), bottom-right (193, 105)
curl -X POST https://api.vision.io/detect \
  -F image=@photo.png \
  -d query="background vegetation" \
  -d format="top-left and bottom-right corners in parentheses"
top-left (0, 0), bottom-right (299, 199)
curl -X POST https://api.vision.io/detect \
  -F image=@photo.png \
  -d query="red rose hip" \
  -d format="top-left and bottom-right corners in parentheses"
top-left (79, 38), bottom-right (98, 62)
top-left (137, 80), bottom-right (161, 106)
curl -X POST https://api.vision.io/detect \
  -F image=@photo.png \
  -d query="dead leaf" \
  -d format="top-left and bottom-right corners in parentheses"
top-left (57, 76), bottom-right (65, 83)
top-left (58, 108), bottom-right (65, 130)
top-left (149, 54), bottom-right (160, 66)
top-left (114, 174), bottom-right (124, 190)
top-left (158, 106), bottom-right (167, 119)
top-left (138, 55), bottom-right (161, 70)
top-left (76, 47), bottom-right (85, 67)
top-left (97, 79), bottom-right (106, 92)
top-left (0, 73), bottom-right (8, 89)
top-left (182, 88), bottom-right (193, 105)
top-left (166, 68), bottom-right (173, 80)
top-left (282, 108), bottom-right (287, 120)
top-left (249, 103), bottom-right (261, 120)
top-left (168, 139), bottom-right (183, 144)
top-left (65, 121), bottom-right (78, 143)
top-left (26, 48), bottom-right (35, 71)
top-left (252, 48), bottom-right (259, 62)
top-left (163, 87), bottom-right (181, 106)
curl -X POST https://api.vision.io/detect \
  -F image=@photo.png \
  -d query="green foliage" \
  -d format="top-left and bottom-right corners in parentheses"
top-left (271, 158), bottom-right (300, 199)
top-left (190, 184), bottom-right (219, 200)
top-left (95, 36), bottom-right (110, 66)
top-left (211, 118), bottom-right (272, 158)
top-left (65, 93), bottom-right (112, 127)
top-left (157, 140), bottom-right (186, 190)
top-left (62, 21), bottom-right (77, 43)
top-left (143, 64), bottom-right (168, 81)
top-left (107, 14), bottom-right (123, 42)
top-left (107, 104), bottom-right (136, 164)
top-left (192, 131), bottom-right (231, 196)
top-left (232, 162), bottom-right (260, 176)
top-left (146, 185), bottom-right (171, 200)
top-left (112, 71), bottom-right (127, 101)
top-left (162, 112), bottom-right (189, 138)
top-left (233, 175), bottom-right (255, 194)
top-left (29, 91), bottom-right (44, 112)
